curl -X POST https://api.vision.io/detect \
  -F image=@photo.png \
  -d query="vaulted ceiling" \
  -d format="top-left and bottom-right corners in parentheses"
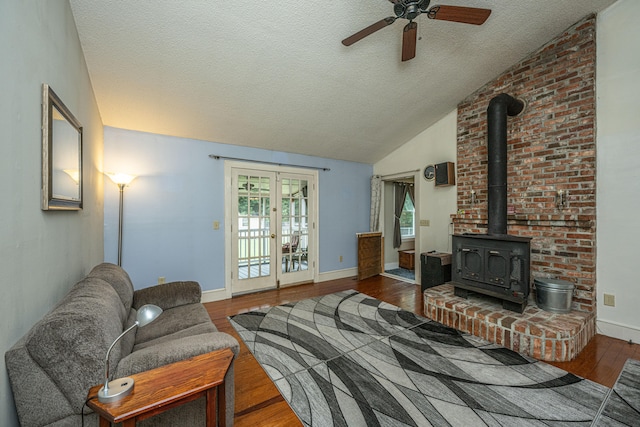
top-left (69, 0), bottom-right (616, 164)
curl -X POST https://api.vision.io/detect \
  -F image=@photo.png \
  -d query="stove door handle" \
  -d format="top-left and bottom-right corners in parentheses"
top-left (488, 250), bottom-right (501, 255)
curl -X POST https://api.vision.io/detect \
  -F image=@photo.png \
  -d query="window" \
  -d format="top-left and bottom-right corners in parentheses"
top-left (400, 192), bottom-right (415, 238)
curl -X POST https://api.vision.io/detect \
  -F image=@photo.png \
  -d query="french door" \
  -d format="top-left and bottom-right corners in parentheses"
top-left (229, 166), bottom-right (316, 295)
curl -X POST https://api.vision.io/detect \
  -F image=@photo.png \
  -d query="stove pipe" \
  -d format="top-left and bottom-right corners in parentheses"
top-left (487, 93), bottom-right (524, 235)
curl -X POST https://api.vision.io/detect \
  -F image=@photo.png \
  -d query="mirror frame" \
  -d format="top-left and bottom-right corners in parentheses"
top-left (41, 84), bottom-right (83, 210)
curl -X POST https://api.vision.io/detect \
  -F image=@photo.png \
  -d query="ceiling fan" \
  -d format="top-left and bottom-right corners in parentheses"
top-left (342, 0), bottom-right (491, 61)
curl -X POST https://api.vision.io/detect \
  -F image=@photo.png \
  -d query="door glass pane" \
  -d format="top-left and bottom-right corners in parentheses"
top-left (238, 194), bottom-right (248, 215)
top-left (238, 174), bottom-right (271, 280)
top-left (261, 197), bottom-right (270, 216)
top-left (281, 178), bottom-right (309, 273)
top-left (249, 197), bottom-right (259, 216)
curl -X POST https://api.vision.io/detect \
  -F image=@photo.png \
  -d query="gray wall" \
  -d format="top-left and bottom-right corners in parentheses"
top-left (0, 1), bottom-right (104, 425)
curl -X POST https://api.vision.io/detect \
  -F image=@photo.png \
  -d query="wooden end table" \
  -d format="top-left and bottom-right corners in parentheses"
top-left (87, 348), bottom-right (234, 427)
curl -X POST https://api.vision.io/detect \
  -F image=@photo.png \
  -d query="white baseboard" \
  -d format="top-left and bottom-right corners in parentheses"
top-left (596, 318), bottom-right (640, 344)
top-left (201, 287), bottom-right (230, 303)
top-left (385, 262), bottom-right (399, 271)
top-left (201, 268), bottom-right (358, 303)
top-left (317, 267), bottom-right (358, 282)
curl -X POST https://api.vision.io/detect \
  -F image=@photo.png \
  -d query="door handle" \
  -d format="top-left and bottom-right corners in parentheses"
top-left (271, 234), bottom-right (276, 239)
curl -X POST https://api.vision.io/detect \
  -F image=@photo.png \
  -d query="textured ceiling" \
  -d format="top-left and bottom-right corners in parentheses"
top-left (69, 0), bottom-right (616, 164)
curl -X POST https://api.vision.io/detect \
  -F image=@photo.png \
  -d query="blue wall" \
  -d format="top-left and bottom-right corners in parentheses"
top-left (104, 127), bottom-right (372, 291)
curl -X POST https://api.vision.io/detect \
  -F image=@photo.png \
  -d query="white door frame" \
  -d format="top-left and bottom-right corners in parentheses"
top-left (224, 161), bottom-right (319, 296)
top-left (229, 168), bottom-right (278, 295)
top-left (379, 170), bottom-right (421, 285)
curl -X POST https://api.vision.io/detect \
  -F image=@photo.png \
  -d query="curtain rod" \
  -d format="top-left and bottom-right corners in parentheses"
top-left (377, 169), bottom-right (420, 179)
top-left (209, 154), bottom-right (330, 171)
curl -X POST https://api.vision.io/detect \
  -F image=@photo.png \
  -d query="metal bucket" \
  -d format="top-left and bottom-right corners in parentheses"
top-left (534, 278), bottom-right (574, 313)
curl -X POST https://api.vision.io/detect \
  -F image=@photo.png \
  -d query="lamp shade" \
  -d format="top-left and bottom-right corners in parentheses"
top-left (137, 304), bottom-right (162, 327)
top-left (106, 172), bottom-right (136, 186)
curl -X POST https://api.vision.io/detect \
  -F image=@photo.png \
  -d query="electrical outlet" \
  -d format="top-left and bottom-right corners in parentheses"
top-left (603, 293), bottom-right (615, 307)
top-left (420, 219), bottom-right (430, 226)
top-left (213, 221), bottom-right (220, 230)
top-left (339, 255), bottom-right (343, 263)
top-left (158, 277), bottom-right (166, 285)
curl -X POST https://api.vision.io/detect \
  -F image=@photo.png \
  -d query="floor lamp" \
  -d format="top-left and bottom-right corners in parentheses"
top-left (107, 173), bottom-right (136, 266)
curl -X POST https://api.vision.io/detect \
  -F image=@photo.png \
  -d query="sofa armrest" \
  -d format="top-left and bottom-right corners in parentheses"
top-left (115, 332), bottom-right (240, 377)
top-left (132, 281), bottom-right (202, 311)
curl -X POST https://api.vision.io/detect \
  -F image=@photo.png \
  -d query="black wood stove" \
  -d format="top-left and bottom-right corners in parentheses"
top-left (452, 93), bottom-right (531, 313)
top-left (452, 234), bottom-right (531, 312)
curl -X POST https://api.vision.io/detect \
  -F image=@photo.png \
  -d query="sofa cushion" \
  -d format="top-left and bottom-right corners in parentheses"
top-left (88, 263), bottom-right (134, 311)
top-left (132, 322), bottom-right (217, 352)
top-left (133, 281), bottom-right (201, 310)
top-left (25, 278), bottom-right (127, 411)
top-left (116, 332), bottom-right (240, 378)
top-left (134, 303), bottom-right (213, 345)
top-left (5, 335), bottom-right (77, 427)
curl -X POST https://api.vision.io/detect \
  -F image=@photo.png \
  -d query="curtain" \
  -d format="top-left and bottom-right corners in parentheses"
top-left (407, 183), bottom-right (415, 207)
top-left (370, 175), bottom-right (382, 232)
top-left (393, 183), bottom-right (409, 248)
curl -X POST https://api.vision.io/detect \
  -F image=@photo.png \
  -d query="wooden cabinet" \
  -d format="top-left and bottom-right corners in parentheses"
top-left (357, 232), bottom-right (382, 280)
top-left (398, 249), bottom-right (415, 270)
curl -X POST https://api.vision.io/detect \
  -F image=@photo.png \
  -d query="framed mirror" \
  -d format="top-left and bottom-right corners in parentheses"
top-left (42, 84), bottom-right (83, 210)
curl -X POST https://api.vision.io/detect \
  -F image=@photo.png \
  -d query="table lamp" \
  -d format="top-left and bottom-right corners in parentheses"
top-left (98, 304), bottom-right (163, 403)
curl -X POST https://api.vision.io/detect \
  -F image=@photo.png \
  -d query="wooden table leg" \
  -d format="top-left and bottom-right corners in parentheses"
top-left (99, 417), bottom-right (110, 427)
top-left (218, 382), bottom-right (226, 427)
top-left (206, 387), bottom-right (217, 427)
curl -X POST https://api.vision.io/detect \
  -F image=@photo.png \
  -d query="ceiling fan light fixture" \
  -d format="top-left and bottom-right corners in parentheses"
top-left (395, 1), bottom-right (425, 20)
top-left (405, 4), bottom-right (420, 20)
top-left (393, 4), bottom-right (406, 18)
top-left (342, 2), bottom-right (491, 61)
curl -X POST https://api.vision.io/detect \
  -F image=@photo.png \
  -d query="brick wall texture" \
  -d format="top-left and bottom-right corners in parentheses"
top-left (453, 15), bottom-right (596, 311)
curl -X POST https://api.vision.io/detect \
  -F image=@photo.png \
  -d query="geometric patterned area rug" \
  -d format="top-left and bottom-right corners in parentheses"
top-left (595, 358), bottom-right (640, 426)
top-left (229, 290), bottom-right (623, 426)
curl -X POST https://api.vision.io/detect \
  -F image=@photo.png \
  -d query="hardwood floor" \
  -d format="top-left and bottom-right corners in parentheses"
top-left (204, 275), bottom-right (640, 426)
top-left (548, 333), bottom-right (640, 387)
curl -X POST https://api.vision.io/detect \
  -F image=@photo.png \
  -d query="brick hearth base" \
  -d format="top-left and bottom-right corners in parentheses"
top-left (423, 284), bottom-right (596, 362)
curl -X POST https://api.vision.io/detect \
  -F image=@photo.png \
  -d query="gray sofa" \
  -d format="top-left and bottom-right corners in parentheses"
top-left (5, 263), bottom-right (239, 426)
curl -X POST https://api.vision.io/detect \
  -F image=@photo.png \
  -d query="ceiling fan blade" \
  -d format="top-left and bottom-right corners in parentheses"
top-left (401, 21), bottom-right (417, 62)
top-left (427, 5), bottom-right (491, 25)
top-left (342, 17), bottom-right (396, 46)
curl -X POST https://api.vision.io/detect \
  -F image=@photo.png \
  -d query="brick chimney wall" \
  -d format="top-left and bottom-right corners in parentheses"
top-left (454, 15), bottom-right (596, 311)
